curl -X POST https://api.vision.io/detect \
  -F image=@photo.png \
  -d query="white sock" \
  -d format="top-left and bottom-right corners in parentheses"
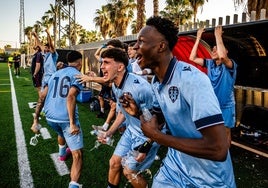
top-left (102, 122), bottom-right (109, 131)
top-left (69, 181), bottom-right (81, 186)
top-left (101, 108), bottom-right (105, 113)
top-left (59, 144), bottom-right (66, 156)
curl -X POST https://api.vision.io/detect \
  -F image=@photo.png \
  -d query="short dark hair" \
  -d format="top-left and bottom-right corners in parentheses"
top-left (101, 48), bottom-right (128, 67)
top-left (106, 39), bottom-right (124, 49)
top-left (123, 43), bottom-right (128, 52)
top-left (45, 43), bottom-right (50, 48)
top-left (146, 16), bottom-right (178, 51)
top-left (66, 50), bottom-right (82, 63)
top-left (128, 42), bottom-right (136, 47)
top-left (34, 45), bottom-right (41, 52)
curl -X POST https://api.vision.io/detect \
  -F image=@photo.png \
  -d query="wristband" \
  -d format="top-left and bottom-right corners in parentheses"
top-left (134, 141), bottom-right (152, 154)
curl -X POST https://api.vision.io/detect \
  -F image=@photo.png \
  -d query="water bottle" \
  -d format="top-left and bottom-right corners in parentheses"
top-left (121, 150), bottom-right (139, 167)
top-left (141, 103), bottom-right (152, 121)
top-left (90, 129), bottom-right (114, 146)
top-left (105, 136), bottom-right (114, 146)
top-left (90, 129), bottom-right (98, 136)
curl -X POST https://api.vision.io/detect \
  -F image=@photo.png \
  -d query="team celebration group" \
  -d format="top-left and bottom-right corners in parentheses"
top-left (29, 16), bottom-right (237, 188)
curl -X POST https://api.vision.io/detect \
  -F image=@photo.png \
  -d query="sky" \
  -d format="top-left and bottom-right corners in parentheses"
top-left (0, 0), bottom-right (244, 48)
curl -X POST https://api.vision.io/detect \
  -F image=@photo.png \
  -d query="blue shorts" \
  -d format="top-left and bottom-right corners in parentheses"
top-left (152, 163), bottom-right (195, 188)
top-left (221, 106), bottom-right (235, 128)
top-left (42, 74), bottom-right (52, 89)
top-left (113, 127), bottom-right (159, 171)
top-left (46, 120), bottom-right (84, 151)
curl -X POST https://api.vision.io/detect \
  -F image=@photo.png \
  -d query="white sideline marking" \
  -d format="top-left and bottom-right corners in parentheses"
top-left (9, 68), bottom-right (34, 187)
top-left (40, 128), bottom-right (51, 139)
top-left (50, 153), bottom-right (70, 176)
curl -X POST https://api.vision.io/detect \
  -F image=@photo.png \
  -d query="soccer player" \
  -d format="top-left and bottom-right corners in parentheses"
top-left (125, 16), bottom-right (236, 187)
top-left (189, 26), bottom-right (237, 145)
top-left (79, 47), bottom-right (162, 188)
top-left (13, 54), bottom-right (20, 77)
top-left (43, 51), bottom-right (84, 188)
top-left (30, 45), bottom-right (44, 99)
top-left (94, 39), bottom-right (124, 119)
top-left (31, 29), bottom-right (59, 133)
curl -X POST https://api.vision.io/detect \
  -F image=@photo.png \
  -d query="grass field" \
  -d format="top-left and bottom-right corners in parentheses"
top-left (0, 62), bottom-right (267, 188)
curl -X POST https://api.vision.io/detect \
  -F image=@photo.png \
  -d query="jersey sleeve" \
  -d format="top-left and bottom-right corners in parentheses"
top-left (180, 66), bottom-right (224, 130)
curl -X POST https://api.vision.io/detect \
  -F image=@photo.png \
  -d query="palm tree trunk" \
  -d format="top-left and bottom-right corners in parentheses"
top-left (136, 0), bottom-right (145, 32)
top-left (153, 0), bottom-right (159, 16)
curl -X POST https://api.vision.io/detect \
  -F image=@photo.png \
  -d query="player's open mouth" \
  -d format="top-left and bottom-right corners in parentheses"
top-left (102, 71), bottom-right (108, 78)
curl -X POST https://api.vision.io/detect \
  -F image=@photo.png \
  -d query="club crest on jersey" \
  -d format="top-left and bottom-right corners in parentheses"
top-left (183, 66), bottom-right (191, 71)
top-left (169, 86), bottom-right (179, 103)
top-left (134, 79), bottom-right (140, 84)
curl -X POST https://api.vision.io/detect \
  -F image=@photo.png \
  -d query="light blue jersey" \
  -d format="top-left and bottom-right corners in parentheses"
top-left (44, 66), bottom-right (83, 123)
top-left (205, 59), bottom-right (237, 128)
top-left (151, 58), bottom-right (236, 188)
top-left (42, 52), bottom-right (59, 86)
top-left (112, 72), bottom-right (154, 137)
top-left (112, 72), bottom-right (160, 171)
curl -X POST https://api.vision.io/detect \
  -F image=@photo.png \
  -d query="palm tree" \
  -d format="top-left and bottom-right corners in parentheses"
top-left (41, 12), bottom-right (54, 45)
top-left (189, 0), bottom-right (207, 23)
top-left (65, 22), bottom-right (83, 46)
top-left (79, 30), bottom-right (102, 43)
top-left (112, 0), bottom-right (136, 37)
top-left (94, 0), bottom-right (136, 38)
top-left (58, 34), bottom-right (68, 48)
top-left (94, 5), bottom-right (111, 39)
top-left (234, 0), bottom-right (268, 19)
top-left (136, 0), bottom-right (146, 32)
top-left (33, 21), bottom-right (42, 34)
top-left (130, 20), bottom-right (138, 34)
top-left (24, 26), bottom-right (35, 54)
top-left (43, 4), bottom-right (58, 44)
top-left (160, 0), bottom-right (193, 26)
top-left (153, 0), bottom-right (159, 16)
top-left (24, 26), bottom-right (33, 44)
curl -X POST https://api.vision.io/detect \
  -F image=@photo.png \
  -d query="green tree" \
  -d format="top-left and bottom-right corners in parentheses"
top-left (160, 0), bottom-right (193, 26)
top-left (33, 21), bottom-right (42, 36)
top-left (24, 26), bottom-right (35, 55)
top-left (189, 0), bottom-right (207, 23)
top-left (43, 4), bottom-right (58, 45)
top-left (94, 5), bottom-right (111, 39)
top-left (24, 26), bottom-right (33, 44)
top-left (130, 20), bottom-right (138, 34)
top-left (94, 0), bottom-right (136, 38)
top-left (116, 0), bottom-right (136, 37)
top-left (78, 29), bottom-right (101, 43)
top-left (64, 23), bottom-right (83, 46)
